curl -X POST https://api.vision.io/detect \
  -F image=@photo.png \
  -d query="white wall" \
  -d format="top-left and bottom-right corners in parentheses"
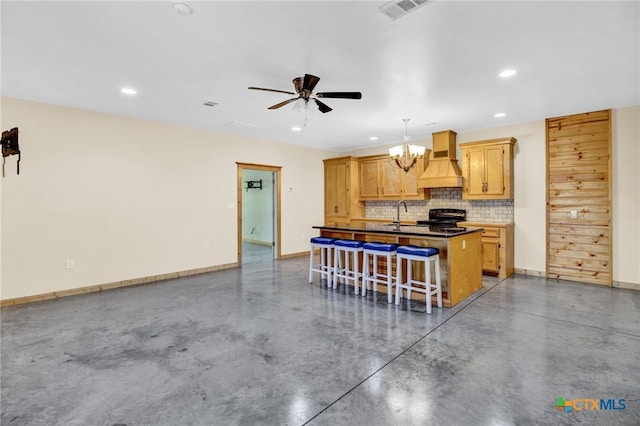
top-left (348, 106), bottom-right (640, 285)
top-left (611, 106), bottom-right (640, 286)
top-left (1, 97), bottom-right (336, 300)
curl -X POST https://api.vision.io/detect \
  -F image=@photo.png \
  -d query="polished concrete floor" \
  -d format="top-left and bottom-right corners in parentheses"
top-left (1, 254), bottom-right (639, 425)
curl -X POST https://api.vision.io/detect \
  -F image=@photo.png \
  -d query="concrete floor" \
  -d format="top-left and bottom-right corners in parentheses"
top-left (1, 254), bottom-right (639, 426)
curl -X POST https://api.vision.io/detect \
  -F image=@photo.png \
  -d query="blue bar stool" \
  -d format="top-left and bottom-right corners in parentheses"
top-left (309, 237), bottom-right (336, 286)
top-left (332, 239), bottom-right (365, 294)
top-left (362, 242), bottom-right (398, 303)
top-left (395, 245), bottom-right (442, 314)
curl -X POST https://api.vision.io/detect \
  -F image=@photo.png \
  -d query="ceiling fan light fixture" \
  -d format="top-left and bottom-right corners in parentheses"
top-left (389, 118), bottom-right (425, 173)
top-left (173, 2), bottom-right (193, 15)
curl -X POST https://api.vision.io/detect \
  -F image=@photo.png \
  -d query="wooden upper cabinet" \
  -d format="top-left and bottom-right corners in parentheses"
top-left (324, 156), bottom-right (364, 225)
top-left (460, 138), bottom-right (516, 200)
top-left (357, 155), bottom-right (429, 200)
top-left (324, 159), bottom-right (348, 220)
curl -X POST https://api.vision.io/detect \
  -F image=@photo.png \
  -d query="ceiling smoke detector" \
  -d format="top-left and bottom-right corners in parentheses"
top-left (379, 0), bottom-right (431, 20)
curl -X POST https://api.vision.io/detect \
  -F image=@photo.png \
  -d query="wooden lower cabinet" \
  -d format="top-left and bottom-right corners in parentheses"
top-left (459, 222), bottom-right (514, 279)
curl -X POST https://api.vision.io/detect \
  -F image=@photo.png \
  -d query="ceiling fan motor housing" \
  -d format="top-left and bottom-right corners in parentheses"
top-left (249, 73), bottom-right (361, 113)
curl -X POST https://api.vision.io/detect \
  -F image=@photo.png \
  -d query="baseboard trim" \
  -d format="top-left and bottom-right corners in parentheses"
top-left (613, 280), bottom-right (640, 291)
top-left (242, 238), bottom-right (272, 246)
top-left (514, 268), bottom-right (546, 277)
top-left (514, 269), bottom-right (639, 291)
top-left (280, 250), bottom-right (310, 260)
top-left (0, 262), bottom-right (239, 308)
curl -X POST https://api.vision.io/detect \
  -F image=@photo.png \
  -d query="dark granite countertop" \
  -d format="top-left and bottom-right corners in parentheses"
top-left (313, 223), bottom-right (483, 239)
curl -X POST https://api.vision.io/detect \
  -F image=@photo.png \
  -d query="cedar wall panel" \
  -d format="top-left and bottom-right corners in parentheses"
top-left (546, 110), bottom-right (612, 286)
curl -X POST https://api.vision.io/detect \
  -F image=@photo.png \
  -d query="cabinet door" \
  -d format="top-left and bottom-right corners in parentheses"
top-left (380, 158), bottom-right (404, 198)
top-left (402, 157), bottom-right (424, 198)
top-left (484, 145), bottom-right (505, 196)
top-left (465, 147), bottom-right (486, 196)
top-left (359, 159), bottom-right (380, 198)
top-left (482, 239), bottom-right (500, 274)
top-left (325, 161), bottom-right (349, 219)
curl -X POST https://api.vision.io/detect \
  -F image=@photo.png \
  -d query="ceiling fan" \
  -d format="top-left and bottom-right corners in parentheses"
top-left (248, 74), bottom-right (362, 113)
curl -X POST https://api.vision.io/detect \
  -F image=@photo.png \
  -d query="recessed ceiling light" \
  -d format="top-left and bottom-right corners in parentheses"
top-left (499, 69), bottom-right (517, 78)
top-left (494, 112), bottom-right (506, 118)
top-left (173, 2), bottom-right (193, 15)
top-left (121, 87), bottom-right (137, 95)
top-left (369, 136), bottom-right (378, 141)
top-left (291, 126), bottom-right (302, 132)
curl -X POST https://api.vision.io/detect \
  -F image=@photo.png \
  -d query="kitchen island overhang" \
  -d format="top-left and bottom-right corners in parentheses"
top-left (313, 223), bottom-right (484, 308)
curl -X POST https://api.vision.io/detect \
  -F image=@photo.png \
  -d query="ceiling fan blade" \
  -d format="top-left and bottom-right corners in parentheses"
top-left (268, 97), bottom-right (300, 110)
top-left (316, 92), bottom-right (362, 99)
top-left (314, 98), bottom-right (333, 113)
top-left (248, 86), bottom-right (295, 95)
top-left (302, 74), bottom-right (320, 92)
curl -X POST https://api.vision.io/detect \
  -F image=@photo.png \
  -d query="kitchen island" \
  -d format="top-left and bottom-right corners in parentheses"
top-left (313, 222), bottom-right (483, 307)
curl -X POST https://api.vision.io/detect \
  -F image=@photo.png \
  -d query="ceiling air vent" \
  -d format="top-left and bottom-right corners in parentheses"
top-left (202, 100), bottom-right (219, 108)
top-left (379, 0), bottom-right (430, 20)
top-left (219, 121), bottom-right (262, 133)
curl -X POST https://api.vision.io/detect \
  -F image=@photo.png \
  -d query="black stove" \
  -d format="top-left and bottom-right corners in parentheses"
top-left (416, 208), bottom-right (466, 232)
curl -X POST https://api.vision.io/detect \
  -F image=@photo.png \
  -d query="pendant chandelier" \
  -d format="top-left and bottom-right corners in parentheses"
top-left (389, 118), bottom-right (426, 173)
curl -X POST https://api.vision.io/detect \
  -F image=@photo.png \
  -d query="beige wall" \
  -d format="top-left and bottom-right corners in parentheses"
top-left (1, 97), bottom-right (336, 300)
top-left (2, 98), bottom-right (638, 301)
top-left (348, 106), bottom-right (640, 286)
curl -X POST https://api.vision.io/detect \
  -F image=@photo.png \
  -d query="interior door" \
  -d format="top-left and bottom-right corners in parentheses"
top-left (236, 163), bottom-right (282, 265)
top-left (546, 109), bottom-right (612, 286)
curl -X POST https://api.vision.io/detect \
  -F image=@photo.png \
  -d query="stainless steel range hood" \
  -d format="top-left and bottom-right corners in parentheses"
top-left (418, 130), bottom-right (463, 188)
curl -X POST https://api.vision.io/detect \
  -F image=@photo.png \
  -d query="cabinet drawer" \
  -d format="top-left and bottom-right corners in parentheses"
top-left (481, 228), bottom-right (501, 238)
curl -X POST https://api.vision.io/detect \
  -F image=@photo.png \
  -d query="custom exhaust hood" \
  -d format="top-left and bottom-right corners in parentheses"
top-left (418, 130), bottom-right (464, 188)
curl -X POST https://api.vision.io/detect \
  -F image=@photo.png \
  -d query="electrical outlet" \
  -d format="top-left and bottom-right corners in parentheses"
top-left (570, 210), bottom-right (578, 219)
top-left (65, 259), bottom-right (75, 270)
top-left (204, 244), bottom-right (211, 252)
top-left (462, 240), bottom-right (466, 250)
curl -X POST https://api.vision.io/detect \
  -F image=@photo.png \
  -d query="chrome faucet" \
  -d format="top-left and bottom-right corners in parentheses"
top-left (395, 200), bottom-right (408, 225)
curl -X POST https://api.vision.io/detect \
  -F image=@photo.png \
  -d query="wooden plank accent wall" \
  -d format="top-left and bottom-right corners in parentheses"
top-left (546, 109), bottom-right (612, 286)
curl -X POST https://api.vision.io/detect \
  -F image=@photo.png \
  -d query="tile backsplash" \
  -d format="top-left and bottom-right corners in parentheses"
top-left (365, 188), bottom-right (513, 223)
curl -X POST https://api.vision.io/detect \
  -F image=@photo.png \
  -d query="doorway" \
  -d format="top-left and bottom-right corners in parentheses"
top-left (236, 163), bottom-right (281, 265)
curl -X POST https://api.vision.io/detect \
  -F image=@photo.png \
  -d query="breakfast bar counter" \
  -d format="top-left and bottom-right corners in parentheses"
top-left (313, 222), bottom-right (483, 307)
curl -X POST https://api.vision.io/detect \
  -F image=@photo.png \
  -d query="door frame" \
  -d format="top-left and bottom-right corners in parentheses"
top-left (236, 162), bottom-right (282, 264)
